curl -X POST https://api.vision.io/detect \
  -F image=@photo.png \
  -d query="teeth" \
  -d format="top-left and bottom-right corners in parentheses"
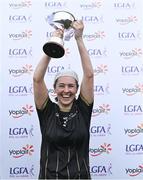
top-left (63, 95), bottom-right (70, 98)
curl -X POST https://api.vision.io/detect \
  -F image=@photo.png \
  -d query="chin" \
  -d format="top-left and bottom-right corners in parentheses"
top-left (62, 101), bottom-right (72, 105)
top-left (62, 99), bottom-right (73, 106)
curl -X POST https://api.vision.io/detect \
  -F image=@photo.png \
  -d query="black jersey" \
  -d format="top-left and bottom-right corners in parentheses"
top-left (36, 95), bottom-right (93, 179)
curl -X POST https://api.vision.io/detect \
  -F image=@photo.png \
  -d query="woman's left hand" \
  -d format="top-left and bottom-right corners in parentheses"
top-left (71, 20), bottom-right (84, 40)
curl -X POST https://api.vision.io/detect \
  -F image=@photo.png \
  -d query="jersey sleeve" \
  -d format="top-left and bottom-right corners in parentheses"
top-left (77, 95), bottom-right (94, 127)
top-left (36, 98), bottom-right (55, 134)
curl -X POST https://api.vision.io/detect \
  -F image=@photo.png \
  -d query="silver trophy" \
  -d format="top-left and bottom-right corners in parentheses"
top-left (43, 11), bottom-right (75, 58)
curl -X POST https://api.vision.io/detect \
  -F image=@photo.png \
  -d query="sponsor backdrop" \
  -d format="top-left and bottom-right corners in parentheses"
top-left (0, 0), bottom-right (143, 179)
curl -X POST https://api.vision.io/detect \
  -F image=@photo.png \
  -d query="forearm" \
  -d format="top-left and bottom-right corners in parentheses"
top-left (33, 54), bottom-right (51, 82)
top-left (76, 37), bottom-right (93, 77)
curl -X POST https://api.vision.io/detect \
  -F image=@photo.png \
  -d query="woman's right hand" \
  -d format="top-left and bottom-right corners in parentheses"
top-left (52, 28), bottom-right (64, 38)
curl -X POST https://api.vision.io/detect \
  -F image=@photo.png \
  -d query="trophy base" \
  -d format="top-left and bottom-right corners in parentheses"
top-left (43, 42), bottom-right (65, 58)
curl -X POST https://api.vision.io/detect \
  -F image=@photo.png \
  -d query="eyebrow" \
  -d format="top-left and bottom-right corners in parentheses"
top-left (58, 83), bottom-right (76, 85)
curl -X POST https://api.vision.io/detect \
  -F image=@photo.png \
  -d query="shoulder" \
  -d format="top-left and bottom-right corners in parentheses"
top-left (76, 94), bottom-right (94, 113)
top-left (36, 97), bottom-right (56, 114)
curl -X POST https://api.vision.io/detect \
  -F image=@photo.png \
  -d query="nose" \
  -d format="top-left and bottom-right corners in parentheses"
top-left (64, 85), bottom-right (69, 92)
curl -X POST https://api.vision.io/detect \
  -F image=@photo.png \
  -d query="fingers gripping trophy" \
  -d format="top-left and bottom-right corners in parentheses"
top-left (43, 11), bottom-right (76, 58)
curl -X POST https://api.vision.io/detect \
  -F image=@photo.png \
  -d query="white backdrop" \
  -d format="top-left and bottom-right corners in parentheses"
top-left (0, 0), bottom-right (143, 179)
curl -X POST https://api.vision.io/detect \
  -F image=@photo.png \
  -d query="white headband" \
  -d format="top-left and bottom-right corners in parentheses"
top-left (54, 70), bottom-right (79, 83)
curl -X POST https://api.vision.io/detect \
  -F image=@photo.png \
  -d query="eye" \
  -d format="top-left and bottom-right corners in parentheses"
top-left (58, 84), bottom-right (65, 88)
top-left (68, 84), bottom-right (75, 88)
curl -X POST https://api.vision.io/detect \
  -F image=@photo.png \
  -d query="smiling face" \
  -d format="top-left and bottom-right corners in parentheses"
top-left (54, 76), bottom-right (78, 109)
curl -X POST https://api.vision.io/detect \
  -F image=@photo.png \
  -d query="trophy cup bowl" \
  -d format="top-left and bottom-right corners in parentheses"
top-left (43, 11), bottom-right (75, 58)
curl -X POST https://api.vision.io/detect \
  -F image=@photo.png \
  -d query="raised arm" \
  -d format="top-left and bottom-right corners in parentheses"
top-left (33, 29), bottom-right (64, 109)
top-left (33, 54), bottom-right (51, 109)
top-left (72, 20), bottom-right (94, 104)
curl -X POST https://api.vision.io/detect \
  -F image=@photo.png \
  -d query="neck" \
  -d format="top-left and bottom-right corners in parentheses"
top-left (58, 103), bottom-right (73, 112)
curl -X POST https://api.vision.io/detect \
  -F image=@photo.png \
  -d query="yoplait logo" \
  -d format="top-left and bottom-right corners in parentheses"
top-left (124, 123), bottom-right (143, 137)
top-left (94, 64), bottom-right (108, 76)
top-left (83, 31), bottom-right (106, 41)
top-left (9, 104), bottom-right (34, 118)
top-left (80, 0), bottom-right (103, 9)
top-left (89, 143), bottom-right (112, 156)
top-left (116, 16), bottom-right (138, 25)
top-left (9, 0), bottom-right (32, 9)
top-left (122, 83), bottom-right (143, 96)
top-left (9, 144), bottom-right (34, 158)
top-left (9, 30), bottom-right (32, 40)
top-left (9, 64), bottom-right (33, 77)
top-left (92, 104), bottom-right (111, 117)
top-left (120, 48), bottom-right (143, 59)
top-left (126, 164), bottom-right (143, 177)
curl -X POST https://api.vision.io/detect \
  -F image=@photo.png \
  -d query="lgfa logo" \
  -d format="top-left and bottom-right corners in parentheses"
top-left (45, 1), bottom-right (66, 8)
top-left (9, 165), bottom-right (34, 178)
top-left (124, 105), bottom-right (143, 115)
top-left (90, 163), bottom-right (112, 177)
top-left (94, 84), bottom-right (110, 95)
top-left (121, 65), bottom-right (143, 76)
top-left (8, 47), bottom-right (32, 58)
top-left (47, 64), bottom-right (71, 75)
top-left (9, 15), bottom-right (32, 23)
top-left (9, 125), bottom-right (34, 138)
top-left (125, 144), bottom-right (143, 155)
top-left (90, 124), bottom-right (112, 137)
top-left (81, 15), bottom-right (104, 24)
top-left (114, 2), bottom-right (135, 9)
top-left (118, 31), bottom-right (141, 40)
top-left (9, 84), bottom-right (33, 96)
top-left (88, 48), bottom-right (107, 58)
top-left (9, 144), bottom-right (34, 158)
